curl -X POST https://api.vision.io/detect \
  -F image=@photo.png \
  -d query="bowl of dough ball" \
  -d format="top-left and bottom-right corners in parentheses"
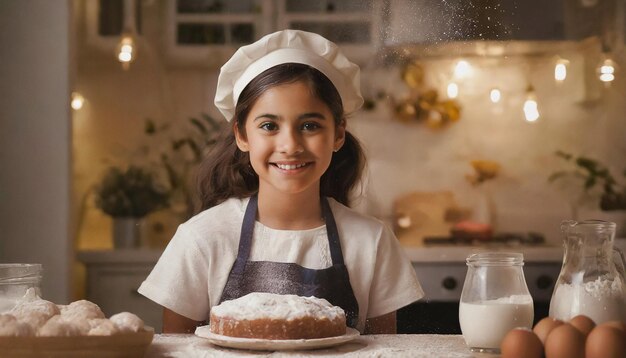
top-left (0, 296), bottom-right (153, 357)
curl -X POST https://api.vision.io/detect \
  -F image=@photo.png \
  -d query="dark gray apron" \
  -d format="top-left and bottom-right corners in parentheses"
top-left (218, 195), bottom-right (359, 328)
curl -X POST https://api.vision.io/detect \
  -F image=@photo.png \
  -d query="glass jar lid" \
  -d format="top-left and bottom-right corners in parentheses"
top-left (466, 252), bottom-right (524, 267)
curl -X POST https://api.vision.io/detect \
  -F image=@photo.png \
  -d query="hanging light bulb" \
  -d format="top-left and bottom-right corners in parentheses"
top-left (447, 82), bottom-right (459, 98)
top-left (554, 58), bottom-right (569, 82)
top-left (71, 92), bottom-right (84, 110)
top-left (523, 85), bottom-right (539, 122)
top-left (489, 88), bottom-right (501, 103)
top-left (117, 0), bottom-right (137, 70)
top-left (597, 53), bottom-right (617, 84)
top-left (454, 60), bottom-right (472, 79)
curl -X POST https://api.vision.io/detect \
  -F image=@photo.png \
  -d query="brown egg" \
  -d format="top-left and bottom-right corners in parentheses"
top-left (533, 317), bottom-right (564, 344)
top-left (500, 328), bottom-right (543, 358)
top-left (586, 325), bottom-right (626, 358)
top-left (601, 320), bottom-right (626, 334)
top-left (569, 315), bottom-right (596, 336)
top-left (544, 323), bottom-right (585, 358)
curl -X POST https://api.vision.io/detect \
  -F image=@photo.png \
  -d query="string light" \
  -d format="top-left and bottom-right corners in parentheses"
top-left (597, 54), bottom-right (616, 84)
top-left (71, 92), bottom-right (84, 110)
top-left (489, 88), bottom-right (501, 103)
top-left (447, 82), bottom-right (459, 98)
top-left (554, 58), bottom-right (569, 82)
top-left (117, 0), bottom-right (137, 70)
top-left (523, 85), bottom-right (539, 122)
top-left (454, 60), bottom-right (472, 78)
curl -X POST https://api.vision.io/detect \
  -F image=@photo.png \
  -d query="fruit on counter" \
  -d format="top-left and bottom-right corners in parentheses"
top-left (451, 220), bottom-right (492, 240)
top-left (500, 328), bottom-right (543, 358)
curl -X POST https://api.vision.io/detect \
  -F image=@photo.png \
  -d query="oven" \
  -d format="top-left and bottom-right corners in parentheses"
top-left (397, 249), bottom-right (563, 334)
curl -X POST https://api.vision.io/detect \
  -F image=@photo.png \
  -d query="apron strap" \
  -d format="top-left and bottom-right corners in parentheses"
top-left (232, 195), bottom-right (258, 275)
top-left (321, 197), bottom-right (345, 266)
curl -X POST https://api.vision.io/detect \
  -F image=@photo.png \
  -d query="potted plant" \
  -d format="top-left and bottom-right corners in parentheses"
top-left (95, 165), bottom-right (169, 248)
top-left (549, 151), bottom-right (626, 236)
top-left (549, 151), bottom-right (626, 211)
top-left (143, 113), bottom-right (224, 219)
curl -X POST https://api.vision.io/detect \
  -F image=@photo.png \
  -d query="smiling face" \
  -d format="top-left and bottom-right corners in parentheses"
top-left (234, 80), bottom-right (345, 198)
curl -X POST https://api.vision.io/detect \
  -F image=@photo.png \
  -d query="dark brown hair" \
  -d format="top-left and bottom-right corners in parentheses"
top-left (197, 63), bottom-right (365, 211)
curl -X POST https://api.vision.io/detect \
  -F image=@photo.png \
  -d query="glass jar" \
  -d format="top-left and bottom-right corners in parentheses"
top-left (459, 252), bottom-right (534, 353)
top-left (549, 220), bottom-right (626, 323)
top-left (0, 263), bottom-right (42, 313)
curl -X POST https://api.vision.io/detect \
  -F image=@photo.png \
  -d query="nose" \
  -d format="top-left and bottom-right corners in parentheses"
top-left (278, 128), bottom-right (304, 155)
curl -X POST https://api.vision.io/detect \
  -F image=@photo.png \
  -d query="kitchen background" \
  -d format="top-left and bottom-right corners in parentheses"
top-left (1, 0), bottom-right (625, 331)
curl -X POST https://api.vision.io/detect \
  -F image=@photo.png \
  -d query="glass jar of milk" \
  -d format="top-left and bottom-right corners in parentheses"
top-left (459, 252), bottom-right (534, 353)
top-left (0, 264), bottom-right (42, 313)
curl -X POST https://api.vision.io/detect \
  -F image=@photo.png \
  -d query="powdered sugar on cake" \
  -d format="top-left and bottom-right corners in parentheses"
top-left (212, 292), bottom-right (344, 321)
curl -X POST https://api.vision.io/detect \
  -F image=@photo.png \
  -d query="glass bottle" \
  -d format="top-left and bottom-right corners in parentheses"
top-left (549, 220), bottom-right (626, 324)
top-left (0, 263), bottom-right (42, 313)
top-left (459, 252), bottom-right (534, 353)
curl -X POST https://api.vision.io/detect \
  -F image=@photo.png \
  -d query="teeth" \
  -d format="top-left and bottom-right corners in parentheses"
top-left (276, 163), bottom-right (307, 170)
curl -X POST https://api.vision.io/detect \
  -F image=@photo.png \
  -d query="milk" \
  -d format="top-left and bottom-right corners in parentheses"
top-left (459, 295), bottom-right (534, 350)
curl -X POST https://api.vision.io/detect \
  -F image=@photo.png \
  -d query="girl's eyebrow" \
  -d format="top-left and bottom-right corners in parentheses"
top-left (253, 112), bottom-right (326, 122)
top-left (298, 112), bottom-right (326, 120)
top-left (253, 113), bottom-right (279, 122)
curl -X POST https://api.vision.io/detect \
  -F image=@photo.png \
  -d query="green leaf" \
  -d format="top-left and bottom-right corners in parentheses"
top-left (548, 171), bottom-right (569, 182)
top-left (145, 119), bottom-right (156, 135)
top-left (201, 113), bottom-right (221, 131)
top-left (555, 151), bottom-right (572, 161)
top-left (189, 117), bottom-right (208, 135)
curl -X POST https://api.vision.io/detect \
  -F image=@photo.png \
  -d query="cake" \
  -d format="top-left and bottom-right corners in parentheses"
top-left (209, 292), bottom-right (346, 340)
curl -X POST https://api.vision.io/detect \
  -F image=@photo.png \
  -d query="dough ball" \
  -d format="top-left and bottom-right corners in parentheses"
top-left (87, 318), bottom-right (119, 336)
top-left (61, 299), bottom-right (105, 320)
top-left (0, 314), bottom-right (35, 336)
top-left (57, 304), bottom-right (69, 314)
top-left (109, 312), bottom-right (144, 333)
top-left (38, 315), bottom-right (82, 337)
top-left (14, 311), bottom-right (50, 331)
top-left (10, 299), bottom-right (60, 319)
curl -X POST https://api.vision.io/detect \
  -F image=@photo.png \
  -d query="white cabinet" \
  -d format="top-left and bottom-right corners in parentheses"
top-left (164, 0), bottom-right (384, 66)
top-left (77, 250), bottom-right (163, 333)
top-left (164, 0), bottom-right (274, 67)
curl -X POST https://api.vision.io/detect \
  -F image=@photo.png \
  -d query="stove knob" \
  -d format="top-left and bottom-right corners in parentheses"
top-left (442, 277), bottom-right (457, 290)
top-left (536, 275), bottom-right (553, 290)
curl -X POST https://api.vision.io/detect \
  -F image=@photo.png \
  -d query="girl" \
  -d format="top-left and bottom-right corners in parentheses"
top-left (139, 29), bottom-right (423, 334)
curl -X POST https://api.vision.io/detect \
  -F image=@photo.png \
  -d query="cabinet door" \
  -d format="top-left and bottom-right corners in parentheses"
top-left (276, 0), bottom-right (384, 64)
top-left (164, 0), bottom-right (274, 67)
top-left (87, 266), bottom-right (163, 333)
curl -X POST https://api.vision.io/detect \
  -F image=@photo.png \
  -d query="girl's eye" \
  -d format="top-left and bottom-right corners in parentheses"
top-left (302, 122), bottom-right (321, 131)
top-left (259, 122), bottom-right (278, 131)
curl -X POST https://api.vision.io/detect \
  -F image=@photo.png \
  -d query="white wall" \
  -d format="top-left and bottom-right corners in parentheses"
top-left (0, 0), bottom-right (72, 304)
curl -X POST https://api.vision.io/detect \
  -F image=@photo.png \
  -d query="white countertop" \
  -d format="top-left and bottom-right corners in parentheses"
top-left (145, 334), bottom-right (494, 358)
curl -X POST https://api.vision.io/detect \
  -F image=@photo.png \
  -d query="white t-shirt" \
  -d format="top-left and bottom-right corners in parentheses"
top-left (138, 197), bottom-right (424, 332)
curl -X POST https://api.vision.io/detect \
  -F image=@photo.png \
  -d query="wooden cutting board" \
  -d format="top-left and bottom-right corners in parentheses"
top-left (0, 328), bottom-right (154, 358)
top-left (392, 191), bottom-right (470, 246)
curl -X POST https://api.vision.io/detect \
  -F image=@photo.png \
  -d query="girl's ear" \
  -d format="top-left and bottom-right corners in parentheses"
top-left (334, 119), bottom-right (346, 152)
top-left (234, 123), bottom-right (249, 152)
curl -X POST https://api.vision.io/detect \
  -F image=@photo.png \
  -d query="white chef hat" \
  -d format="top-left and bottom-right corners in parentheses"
top-left (214, 29), bottom-right (364, 122)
